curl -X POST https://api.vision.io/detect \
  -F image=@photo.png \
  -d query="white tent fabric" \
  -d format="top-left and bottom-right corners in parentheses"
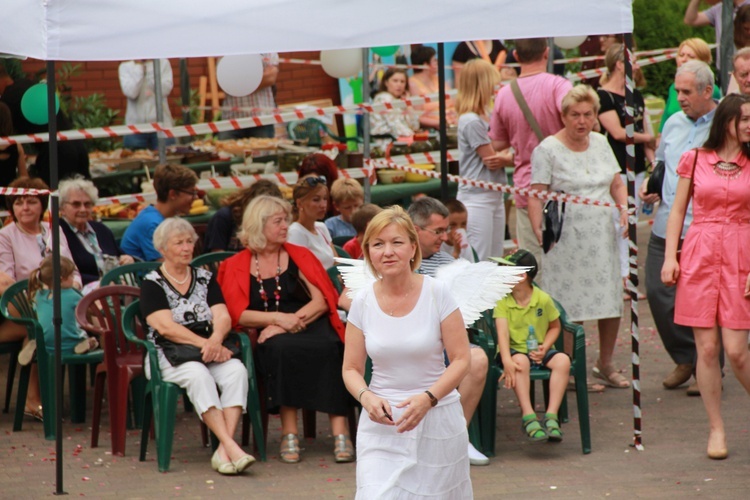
top-left (2, 0), bottom-right (632, 61)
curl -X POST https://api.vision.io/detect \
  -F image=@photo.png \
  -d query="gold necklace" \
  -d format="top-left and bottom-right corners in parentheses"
top-left (161, 264), bottom-right (189, 285)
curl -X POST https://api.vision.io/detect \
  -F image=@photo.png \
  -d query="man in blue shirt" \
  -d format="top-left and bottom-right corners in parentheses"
top-left (120, 164), bottom-right (199, 261)
top-left (641, 60), bottom-right (717, 395)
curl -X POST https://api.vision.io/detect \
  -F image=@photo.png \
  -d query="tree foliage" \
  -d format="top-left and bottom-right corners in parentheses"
top-left (633, 0), bottom-right (717, 98)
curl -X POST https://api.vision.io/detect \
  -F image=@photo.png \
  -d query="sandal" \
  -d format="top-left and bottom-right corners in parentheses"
top-left (567, 378), bottom-right (606, 393)
top-left (333, 434), bottom-right (355, 463)
top-left (592, 362), bottom-right (630, 388)
top-left (279, 433), bottom-right (300, 464)
top-left (543, 413), bottom-right (563, 442)
top-left (522, 414), bottom-right (548, 442)
top-left (24, 405), bottom-right (43, 422)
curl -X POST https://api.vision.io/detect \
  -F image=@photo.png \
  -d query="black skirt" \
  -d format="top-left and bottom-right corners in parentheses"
top-left (251, 258), bottom-right (350, 415)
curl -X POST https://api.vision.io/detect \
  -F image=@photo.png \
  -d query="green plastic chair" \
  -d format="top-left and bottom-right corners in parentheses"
top-left (473, 299), bottom-right (592, 455)
top-left (191, 251), bottom-right (236, 274)
top-left (332, 236), bottom-right (352, 247)
top-left (122, 300), bottom-right (266, 472)
top-left (100, 262), bottom-right (161, 287)
top-left (334, 245), bottom-right (351, 259)
top-left (287, 118), bottom-right (362, 147)
top-left (0, 336), bottom-right (22, 414)
top-left (0, 279), bottom-right (104, 441)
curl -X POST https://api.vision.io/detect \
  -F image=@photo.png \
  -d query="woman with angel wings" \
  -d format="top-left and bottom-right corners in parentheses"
top-left (341, 206), bottom-right (524, 499)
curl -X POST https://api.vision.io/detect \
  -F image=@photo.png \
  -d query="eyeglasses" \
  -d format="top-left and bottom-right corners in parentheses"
top-left (177, 189), bottom-right (201, 198)
top-left (301, 176), bottom-right (327, 187)
top-left (419, 226), bottom-right (450, 236)
top-left (66, 201), bottom-right (94, 208)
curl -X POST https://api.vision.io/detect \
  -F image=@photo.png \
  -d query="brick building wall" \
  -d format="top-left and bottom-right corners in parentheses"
top-left (20, 51), bottom-right (340, 125)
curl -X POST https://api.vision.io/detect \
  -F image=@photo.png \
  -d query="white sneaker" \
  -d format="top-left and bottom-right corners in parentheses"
top-left (18, 340), bottom-right (36, 366)
top-left (467, 442), bottom-right (490, 466)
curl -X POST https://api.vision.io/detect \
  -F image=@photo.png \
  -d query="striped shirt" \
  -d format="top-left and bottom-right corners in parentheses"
top-left (417, 251), bottom-right (455, 278)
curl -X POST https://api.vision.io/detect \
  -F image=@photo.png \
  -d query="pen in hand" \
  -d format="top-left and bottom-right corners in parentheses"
top-left (382, 405), bottom-right (393, 422)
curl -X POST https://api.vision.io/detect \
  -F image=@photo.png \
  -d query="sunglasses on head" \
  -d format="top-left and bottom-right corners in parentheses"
top-left (302, 176), bottom-right (327, 187)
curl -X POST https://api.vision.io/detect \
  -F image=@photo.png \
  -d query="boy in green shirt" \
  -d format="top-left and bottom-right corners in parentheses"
top-left (492, 250), bottom-right (569, 442)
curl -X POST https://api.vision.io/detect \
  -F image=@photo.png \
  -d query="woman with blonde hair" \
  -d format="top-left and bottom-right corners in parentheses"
top-left (455, 59), bottom-right (514, 261)
top-left (218, 195), bottom-right (352, 464)
top-left (661, 38), bottom-right (722, 131)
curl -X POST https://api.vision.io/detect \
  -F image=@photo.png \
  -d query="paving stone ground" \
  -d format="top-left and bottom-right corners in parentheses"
top-left (1, 221), bottom-right (749, 498)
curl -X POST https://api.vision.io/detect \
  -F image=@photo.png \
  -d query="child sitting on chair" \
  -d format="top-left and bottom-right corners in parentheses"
top-left (324, 178), bottom-right (364, 239)
top-left (27, 256), bottom-right (99, 361)
top-left (441, 199), bottom-right (478, 262)
top-left (491, 249), bottom-right (569, 442)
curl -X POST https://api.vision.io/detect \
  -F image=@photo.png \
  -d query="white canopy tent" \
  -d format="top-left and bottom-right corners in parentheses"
top-left (1, 0), bottom-right (635, 493)
top-left (3, 0), bottom-right (632, 60)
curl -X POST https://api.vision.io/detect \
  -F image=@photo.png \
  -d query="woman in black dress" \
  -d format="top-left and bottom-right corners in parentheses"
top-left (217, 195), bottom-right (353, 464)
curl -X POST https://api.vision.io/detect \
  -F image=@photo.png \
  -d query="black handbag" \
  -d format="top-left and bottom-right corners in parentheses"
top-left (645, 160), bottom-right (665, 196)
top-left (155, 320), bottom-right (242, 367)
top-left (542, 198), bottom-right (566, 254)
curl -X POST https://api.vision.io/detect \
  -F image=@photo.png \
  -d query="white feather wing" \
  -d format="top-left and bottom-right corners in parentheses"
top-left (334, 257), bottom-right (376, 299)
top-left (435, 259), bottom-right (529, 327)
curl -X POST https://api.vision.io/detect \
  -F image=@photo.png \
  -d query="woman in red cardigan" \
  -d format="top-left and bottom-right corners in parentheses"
top-left (217, 195), bottom-right (352, 465)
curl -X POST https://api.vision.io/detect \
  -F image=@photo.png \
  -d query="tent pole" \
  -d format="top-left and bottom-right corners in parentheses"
top-left (546, 38), bottom-right (555, 74)
top-left (362, 48), bottom-right (371, 203)
top-left (180, 58), bottom-right (191, 127)
top-left (437, 43), bottom-right (448, 201)
top-left (153, 59), bottom-right (167, 164)
top-left (47, 60), bottom-right (67, 495)
top-left (624, 33), bottom-right (643, 452)
top-left (720, 0), bottom-right (734, 94)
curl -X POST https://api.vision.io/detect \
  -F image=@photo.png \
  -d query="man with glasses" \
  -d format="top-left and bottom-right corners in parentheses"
top-left (407, 197), bottom-right (491, 466)
top-left (121, 164), bottom-right (199, 261)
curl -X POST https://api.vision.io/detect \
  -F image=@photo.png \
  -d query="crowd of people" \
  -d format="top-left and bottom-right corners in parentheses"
top-left (3, 7), bottom-right (750, 493)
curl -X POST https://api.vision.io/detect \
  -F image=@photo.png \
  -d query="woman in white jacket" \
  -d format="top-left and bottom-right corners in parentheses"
top-left (118, 59), bottom-right (174, 150)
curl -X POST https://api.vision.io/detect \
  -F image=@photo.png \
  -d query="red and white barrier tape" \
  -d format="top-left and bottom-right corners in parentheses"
top-left (376, 158), bottom-right (628, 211)
top-left (0, 187), bottom-right (51, 195)
top-left (0, 91), bottom-right (455, 146)
top-left (567, 52), bottom-right (676, 83)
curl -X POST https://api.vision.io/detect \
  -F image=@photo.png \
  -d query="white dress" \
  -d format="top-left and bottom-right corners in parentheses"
top-left (530, 133), bottom-right (623, 322)
top-left (347, 276), bottom-right (472, 500)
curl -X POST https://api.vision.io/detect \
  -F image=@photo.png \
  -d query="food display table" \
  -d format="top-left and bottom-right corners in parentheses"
top-left (92, 158), bottom-right (242, 194)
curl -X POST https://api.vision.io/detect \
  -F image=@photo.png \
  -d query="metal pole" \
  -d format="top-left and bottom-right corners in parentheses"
top-left (437, 43), bottom-right (448, 201)
top-left (547, 38), bottom-right (555, 74)
top-left (624, 33), bottom-right (643, 452)
top-left (180, 58), bottom-right (191, 127)
top-left (720, 0), bottom-right (734, 93)
top-left (153, 59), bottom-right (167, 164)
top-left (46, 60), bottom-right (67, 496)
top-left (362, 48), bottom-right (371, 203)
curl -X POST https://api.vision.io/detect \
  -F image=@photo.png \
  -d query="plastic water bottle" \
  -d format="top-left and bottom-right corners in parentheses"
top-left (526, 326), bottom-right (539, 367)
top-left (642, 203), bottom-right (653, 215)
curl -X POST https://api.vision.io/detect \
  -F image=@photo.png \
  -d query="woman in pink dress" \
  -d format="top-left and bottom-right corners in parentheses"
top-left (662, 94), bottom-right (750, 460)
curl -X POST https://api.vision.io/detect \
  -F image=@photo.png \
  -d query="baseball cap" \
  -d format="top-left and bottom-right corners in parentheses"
top-left (489, 249), bottom-right (537, 280)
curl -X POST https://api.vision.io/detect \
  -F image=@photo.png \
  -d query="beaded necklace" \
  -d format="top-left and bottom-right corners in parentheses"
top-left (254, 249), bottom-right (282, 311)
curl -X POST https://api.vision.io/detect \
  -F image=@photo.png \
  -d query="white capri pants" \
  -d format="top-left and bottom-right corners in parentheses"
top-left (147, 351), bottom-right (248, 420)
top-left (612, 171), bottom-right (645, 278)
top-left (457, 190), bottom-right (506, 262)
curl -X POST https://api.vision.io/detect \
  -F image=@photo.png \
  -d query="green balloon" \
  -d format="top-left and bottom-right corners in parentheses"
top-left (372, 45), bottom-right (399, 57)
top-left (21, 83), bottom-right (60, 126)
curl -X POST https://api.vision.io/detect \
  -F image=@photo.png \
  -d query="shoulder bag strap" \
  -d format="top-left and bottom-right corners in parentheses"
top-left (510, 79), bottom-right (544, 142)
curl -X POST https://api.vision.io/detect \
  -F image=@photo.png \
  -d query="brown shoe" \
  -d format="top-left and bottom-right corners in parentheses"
top-left (662, 364), bottom-right (693, 389)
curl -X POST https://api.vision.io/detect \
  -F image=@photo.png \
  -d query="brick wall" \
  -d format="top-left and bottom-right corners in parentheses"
top-left (20, 51), bottom-right (340, 125)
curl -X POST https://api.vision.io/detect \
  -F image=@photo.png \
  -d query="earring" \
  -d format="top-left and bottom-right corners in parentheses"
top-left (410, 257), bottom-right (414, 262)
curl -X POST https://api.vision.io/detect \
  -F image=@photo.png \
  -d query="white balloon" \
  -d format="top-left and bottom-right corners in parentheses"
top-left (216, 54), bottom-right (264, 97)
top-left (320, 49), bottom-right (361, 79)
top-left (554, 36), bottom-right (588, 50)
